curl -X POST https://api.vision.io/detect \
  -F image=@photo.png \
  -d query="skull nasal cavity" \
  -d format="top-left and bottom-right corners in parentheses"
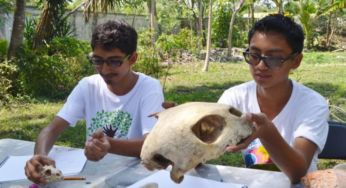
top-left (192, 115), bottom-right (225, 144)
top-left (153, 154), bottom-right (173, 169)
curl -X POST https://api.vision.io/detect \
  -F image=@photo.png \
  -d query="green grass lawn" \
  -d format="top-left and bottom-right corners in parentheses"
top-left (1, 51), bottom-right (345, 169)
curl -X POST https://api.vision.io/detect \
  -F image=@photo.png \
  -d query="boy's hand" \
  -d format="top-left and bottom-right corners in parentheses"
top-left (25, 155), bottom-right (55, 184)
top-left (84, 130), bottom-right (111, 161)
top-left (162, 101), bottom-right (177, 109)
top-left (225, 113), bottom-right (273, 152)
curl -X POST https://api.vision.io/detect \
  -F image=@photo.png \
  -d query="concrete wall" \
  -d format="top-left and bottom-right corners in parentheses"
top-left (0, 6), bottom-right (149, 42)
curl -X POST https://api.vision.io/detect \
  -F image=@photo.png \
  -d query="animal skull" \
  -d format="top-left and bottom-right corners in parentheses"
top-left (141, 102), bottom-right (253, 183)
top-left (40, 165), bottom-right (63, 183)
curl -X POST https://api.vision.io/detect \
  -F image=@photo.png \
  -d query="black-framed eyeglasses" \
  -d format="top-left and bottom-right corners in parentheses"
top-left (243, 49), bottom-right (298, 69)
top-left (88, 53), bottom-right (131, 68)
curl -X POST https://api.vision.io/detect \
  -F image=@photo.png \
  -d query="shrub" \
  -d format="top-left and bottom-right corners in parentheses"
top-left (212, 5), bottom-right (231, 48)
top-left (134, 47), bottom-right (161, 78)
top-left (0, 61), bottom-right (18, 107)
top-left (16, 37), bottom-right (93, 99)
top-left (212, 5), bottom-right (248, 48)
top-left (48, 37), bottom-right (90, 57)
top-left (136, 30), bottom-right (162, 78)
top-left (0, 39), bottom-right (7, 61)
top-left (23, 17), bottom-right (37, 48)
top-left (156, 28), bottom-right (200, 60)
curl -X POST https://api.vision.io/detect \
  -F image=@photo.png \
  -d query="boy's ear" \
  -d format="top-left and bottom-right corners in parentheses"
top-left (128, 52), bottom-right (138, 66)
top-left (291, 53), bottom-right (303, 69)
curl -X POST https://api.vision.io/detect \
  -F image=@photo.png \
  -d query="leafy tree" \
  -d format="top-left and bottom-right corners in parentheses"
top-left (285, 0), bottom-right (345, 49)
top-left (32, 0), bottom-right (72, 49)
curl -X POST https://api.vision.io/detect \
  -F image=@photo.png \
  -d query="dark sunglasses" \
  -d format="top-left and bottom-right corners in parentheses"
top-left (88, 53), bottom-right (131, 68)
top-left (243, 49), bottom-right (298, 69)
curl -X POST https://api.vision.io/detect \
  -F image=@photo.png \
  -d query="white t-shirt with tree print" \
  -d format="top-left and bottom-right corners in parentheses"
top-left (57, 73), bottom-right (164, 139)
top-left (218, 80), bottom-right (329, 172)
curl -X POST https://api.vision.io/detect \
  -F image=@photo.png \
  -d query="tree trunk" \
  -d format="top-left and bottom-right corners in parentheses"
top-left (227, 0), bottom-right (244, 56)
top-left (203, 0), bottom-right (212, 72)
top-left (197, 0), bottom-right (205, 46)
top-left (250, 1), bottom-right (255, 25)
top-left (227, 11), bottom-right (237, 56)
top-left (7, 0), bottom-right (25, 60)
top-left (325, 0), bottom-right (335, 48)
top-left (273, 0), bottom-right (284, 15)
top-left (33, 2), bottom-right (55, 49)
top-left (147, 0), bottom-right (158, 45)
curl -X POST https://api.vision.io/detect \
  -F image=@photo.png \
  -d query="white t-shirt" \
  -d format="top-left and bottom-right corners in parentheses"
top-left (218, 80), bottom-right (329, 172)
top-left (57, 73), bottom-right (164, 140)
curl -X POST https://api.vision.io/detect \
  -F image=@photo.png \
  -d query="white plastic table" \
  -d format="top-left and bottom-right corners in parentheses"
top-left (0, 138), bottom-right (296, 188)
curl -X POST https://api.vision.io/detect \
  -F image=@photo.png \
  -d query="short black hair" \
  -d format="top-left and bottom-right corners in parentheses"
top-left (91, 20), bottom-right (137, 55)
top-left (248, 14), bottom-right (305, 53)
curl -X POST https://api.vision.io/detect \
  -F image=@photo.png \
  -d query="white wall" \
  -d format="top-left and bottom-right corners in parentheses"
top-left (0, 6), bottom-right (149, 43)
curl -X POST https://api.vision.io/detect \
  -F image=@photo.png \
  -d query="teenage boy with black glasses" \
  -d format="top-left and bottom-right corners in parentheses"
top-left (218, 14), bottom-right (329, 183)
top-left (25, 20), bottom-right (164, 185)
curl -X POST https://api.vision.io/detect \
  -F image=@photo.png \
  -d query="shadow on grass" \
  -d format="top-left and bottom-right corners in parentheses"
top-left (165, 81), bottom-right (346, 106)
top-left (165, 81), bottom-right (244, 104)
top-left (0, 120), bottom-right (86, 148)
top-left (304, 82), bottom-right (346, 100)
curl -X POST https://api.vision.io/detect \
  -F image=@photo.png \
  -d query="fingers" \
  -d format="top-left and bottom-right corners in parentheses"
top-left (225, 133), bottom-right (257, 152)
top-left (91, 129), bottom-right (104, 139)
top-left (162, 101), bottom-right (177, 109)
top-left (248, 113), bottom-right (269, 125)
top-left (84, 136), bottom-right (110, 161)
top-left (25, 155), bottom-right (54, 184)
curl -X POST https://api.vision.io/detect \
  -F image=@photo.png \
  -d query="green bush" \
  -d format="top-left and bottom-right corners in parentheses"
top-left (136, 30), bottom-right (163, 78)
top-left (156, 28), bottom-right (200, 57)
top-left (23, 17), bottom-right (37, 48)
top-left (212, 5), bottom-right (231, 48)
top-left (0, 39), bottom-right (7, 61)
top-left (48, 37), bottom-right (90, 57)
top-left (16, 37), bottom-right (93, 99)
top-left (134, 47), bottom-right (161, 78)
top-left (0, 61), bottom-right (18, 107)
top-left (212, 5), bottom-right (248, 48)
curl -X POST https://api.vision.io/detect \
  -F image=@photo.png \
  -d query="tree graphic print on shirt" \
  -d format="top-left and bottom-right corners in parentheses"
top-left (88, 110), bottom-right (132, 138)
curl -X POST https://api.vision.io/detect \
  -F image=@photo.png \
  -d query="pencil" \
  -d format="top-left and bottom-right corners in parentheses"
top-left (63, 177), bottom-right (86, 180)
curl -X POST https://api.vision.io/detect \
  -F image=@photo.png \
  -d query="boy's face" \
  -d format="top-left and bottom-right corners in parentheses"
top-left (90, 47), bottom-right (136, 85)
top-left (247, 31), bottom-right (302, 89)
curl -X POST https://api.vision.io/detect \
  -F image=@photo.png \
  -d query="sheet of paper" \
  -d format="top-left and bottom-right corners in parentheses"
top-left (0, 147), bottom-right (86, 182)
top-left (48, 147), bottom-right (87, 176)
top-left (127, 170), bottom-right (247, 188)
top-left (0, 155), bottom-right (32, 182)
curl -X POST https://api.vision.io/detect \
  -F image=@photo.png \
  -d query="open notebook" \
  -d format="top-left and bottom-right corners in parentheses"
top-left (0, 147), bottom-right (86, 182)
top-left (127, 170), bottom-right (247, 188)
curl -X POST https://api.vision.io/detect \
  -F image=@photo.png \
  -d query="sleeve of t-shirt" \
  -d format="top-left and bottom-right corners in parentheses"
top-left (57, 79), bottom-right (86, 127)
top-left (217, 88), bottom-right (240, 108)
top-left (293, 103), bottom-right (329, 153)
top-left (139, 82), bottom-right (164, 135)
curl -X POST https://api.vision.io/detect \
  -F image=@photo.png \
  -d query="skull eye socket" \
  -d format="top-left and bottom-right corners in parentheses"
top-left (191, 115), bottom-right (225, 144)
top-left (45, 169), bottom-right (52, 176)
top-left (229, 107), bottom-right (242, 117)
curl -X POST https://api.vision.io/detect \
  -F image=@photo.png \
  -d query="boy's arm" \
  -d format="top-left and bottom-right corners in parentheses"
top-left (34, 116), bottom-right (70, 155)
top-left (228, 113), bottom-right (316, 184)
top-left (84, 133), bottom-right (147, 160)
top-left (107, 135), bottom-right (147, 157)
top-left (25, 116), bottom-right (69, 184)
top-left (259, 124), bottom-right (316, 184)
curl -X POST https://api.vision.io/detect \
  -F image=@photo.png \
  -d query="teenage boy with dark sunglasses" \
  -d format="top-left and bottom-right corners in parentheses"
top-left (218, 14), bottom-right (329, 183)
top-left (25, 20), bottom-right (164, 184)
